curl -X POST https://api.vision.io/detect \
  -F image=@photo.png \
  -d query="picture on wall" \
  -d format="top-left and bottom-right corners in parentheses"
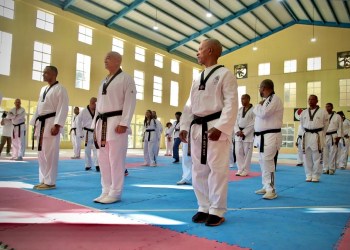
top-left (337, 51), bottom-right (350, 69)
top-left (234, 64), bottom-right (248, 79)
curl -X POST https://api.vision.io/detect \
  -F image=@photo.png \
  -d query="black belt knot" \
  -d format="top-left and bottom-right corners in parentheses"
top-left (254, 128), bottom-right (281, 153)
top-left (145, 129), bottom-right (155, 141)
top-left (32, 112), bottom-right (56, 151)
top-left (93, 110), bottom-right (123, 148)
top-left (302, 127), bottom-right (323, 153)
top-left (188, 111), bottom-right (222, 164)
top-left (13, 122), bottom-right (25, 138)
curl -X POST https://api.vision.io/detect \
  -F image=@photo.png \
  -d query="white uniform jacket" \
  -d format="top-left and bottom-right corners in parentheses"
top-left (234, 105), bottom-right (255, 142)
top-left (93, 71), bottom-right (136, 141)
top-left (180, 64), bottom-right (238, 140)
top-left (143, 119), bottom-right (160, 142)
top-left (76, 106), bottom-right (95, 138)
top-left (326, 112), bottom-right (343, 140)
top-left (168, 121), bottom-right (181, 139)
top-left (300, 107), bottom-right (329, 151)
top-left (30, 83), bottom-right (69, 137)
top-left (8, 107), bottom-right (26, 136)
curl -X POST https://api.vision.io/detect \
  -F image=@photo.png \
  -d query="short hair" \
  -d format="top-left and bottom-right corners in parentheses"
top-left (175, 111), bottom-right (182, 116)
top-left (326, 103), bottom-right (333, 108)
top-left (337, 111), bottom-right (345, 117)
top-left (90, 97), bottom-right (97, 103)
top-left (204, 38), bottom-right (222, 57)
top-left (166, 122), bottom-right (172, 127)
top-left (46, 65), bottom-right (58, 76)
top-left (241, 94), bottom-right (251, 100)
top-left (260, 79), bottom-right (274, 90)
top-left (309, 94), bottom-right (318, 101)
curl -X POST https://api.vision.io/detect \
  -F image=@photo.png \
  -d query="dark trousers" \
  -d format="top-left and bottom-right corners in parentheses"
top-left (0, 136), bottom-right (12, 154)
top-left (173, 137), bottom-right (181, 161)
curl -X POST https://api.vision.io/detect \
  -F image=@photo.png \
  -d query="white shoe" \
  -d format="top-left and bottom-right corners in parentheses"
top-left (263, 192), bottom-right (277, 200)
top-left (93, 194), bottom-right (108, 203)
top-left (176, 179), bottom-right (188, 185)
top-left (150, 163), bottom-right (157, 167)
top-left (98, 195), bottom-right (120, 204)
top-left (306, 176), bottom-right (312, 182)
top-left (141, 162), bottom-right (149, 166)
top-left (311, 177), bottom-right (319, 182)
top-left (255, 188), bottom-right (266, 195)
top-left (239, 172), bottom-right (248, 177)
top-left (15, 156), bottom-right (23, 161)
top-left (329, 170), bottom-right (335, 175)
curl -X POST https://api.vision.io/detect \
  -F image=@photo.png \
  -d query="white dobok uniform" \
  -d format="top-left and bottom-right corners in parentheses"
top-left (154, 118), bottom-right (163, 157)
top-left (181, 142), bottom-right (192, 183)
top-left (337, 119), bottom-right (350, 168)
top-left (181, 64), bottom-right (238, 218)
top-left (30, 82), bottom-right (69, 185)
top-left (234, 105), bottom-right (255, 175)
top-left (323, 112), bottom-right (343, 172)
top-left (70, 114), bottom-right (81, 158)
top-left (296, 125), bottom-right (304, 165)
top-left (165, 127), bottom-right (173, 155)
top-left (93, 71), bottom-right (136, 200)
top-left (8, 107), bottom-right (26, 158)
top-left (77, 106), bottom-right (98, 168)
top-left (300, 107), bottom-right (329, 180)
top-left (253, 94), bottom-right (283, 194)
top-left (143, 119), bottom-right (160, 165)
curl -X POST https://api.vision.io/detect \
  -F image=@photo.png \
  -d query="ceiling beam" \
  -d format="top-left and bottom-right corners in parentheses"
top-left (167, 0), bottom-right (272, 52)
top-left (344, 0), bottom-right (350, 19)
top-left (105, 0), bottom-right (147, 27)
top-left (326, 0), bottom-right (339, 24)
top-left (310, 0), bottom-right (325, 23)
top-left (62, 0), bottom-right (75, 10)
top-left (296, 0), bottom-right (312, 21)
top-left (279, 1), bottom-right (298, 21)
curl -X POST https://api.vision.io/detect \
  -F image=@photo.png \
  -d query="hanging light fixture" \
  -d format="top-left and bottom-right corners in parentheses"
top-left (252, 18), bottom-right (258, 51)
top-left (153, 9), bottom-right (159, 30)
top-left (310, 6), bottom-right (316, 42)
top-left (206, 0), bottom-right (212, 18)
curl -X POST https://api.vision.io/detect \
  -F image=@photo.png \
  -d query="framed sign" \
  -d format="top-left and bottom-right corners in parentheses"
top-left (234, 64), bottom-right (248, 79)
top-left (294, 108), bottom-right (306, 121)
top-left (337, 51), bottom-right (350, 69)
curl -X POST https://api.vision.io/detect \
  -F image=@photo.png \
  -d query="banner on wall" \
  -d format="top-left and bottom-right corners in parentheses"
top-left (234, 64), bottom-right (248, 79)
top-left (294, 108), bottom-right (306, 121)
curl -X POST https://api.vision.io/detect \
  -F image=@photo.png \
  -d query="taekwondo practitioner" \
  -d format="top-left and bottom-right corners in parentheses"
top-left (179, 38), bottom-right (238, 226)
top-left (337, 111), bottom-right (349, 170)
top-left (142, 110), bottom-right (160, 167)
top-left (300, 95), bottom-right (329, 182)
top-left (234, 94), bottom-right (255, 177)
top-left (0, 111), bottom-right (13, 157)
top-left (169, 111), bottom-right (182, 163)
top-left (7, 99), bottom-right (26, 161)
top-left (295, 124), bottom-right (304, 166)
top-left (70, 107), bottom-right (81, 159)
top-left (164, 122), bottom-right (173, 156)
top-left (30, 66), bottom-right (69, 190)
top-left (253, 79), bottom-right (283, 200)
top-left (93, 51), bottom-right (136, 204)
top-left (77, 97), bottom-right (99, 171)
top-left (322, 103), bottom-right (342, 175)
top-left (152, 110), bottom-right (163, 157)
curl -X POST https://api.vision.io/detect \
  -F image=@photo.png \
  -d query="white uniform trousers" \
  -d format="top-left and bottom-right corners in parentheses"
top-left (71, 133), bottom-right (81, 157)
top-left (181, 143), bottom-right (192, 182)
top-left (323, 136), bottom-right (337, 171)
top-left (191, 134), bottom-right (230, 217)
top-left (304, 148), bottom-right (322, 179)
top-left (337, 138), bottom-right (349, 168)
top-left (85, 136), bottom-right (98, 168)
top-left (297, 139), bottom-right (304, 165)
top-left (257, 133), bottom-right (281, 193)
top-left (165, 138), bottom-right (173, 155)
top-left (235, 141), bottom-right (253, 175)
top-left (143, 140), bottom-right (157, 165)
top-left (12, 126), bottom-right (26, 158)
top-left (38, 134), bottom-right (60, 185)
top-left (98, 134), bottom-right (128, 199)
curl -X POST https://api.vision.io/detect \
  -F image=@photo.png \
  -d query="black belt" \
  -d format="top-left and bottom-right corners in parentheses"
top-left (13, 122), bottom-right (25, 138)
top-left (70, 128), bottom-right (76, 135)
top-left (84, 127), bottom-right (94, 146)
top-left (238, 126), bottom-right (246, 140)
top-left (32, 112), bottom-right (56, 151)
top-left (188, 111), bottom-right (222, 164)
top-left (145, 129), bottom-right (155, 141)
top-left (303, 127), bottom-right (323, 153)
top-left (254, 129), bottom-right (281, 153)
top-left (326, 130), bottom-right (338, 146)
top-left (93, 110), bottom-right (122, 149)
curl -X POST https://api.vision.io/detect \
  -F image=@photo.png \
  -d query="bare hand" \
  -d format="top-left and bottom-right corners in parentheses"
top-left (115, 125), bottom-right (127, 134)
top-left (51, 124), bottom-right (60, 136)
top-left (179, 130), bottom-right (188, 143)
top-left (208, 127), bottom-right (221, 141)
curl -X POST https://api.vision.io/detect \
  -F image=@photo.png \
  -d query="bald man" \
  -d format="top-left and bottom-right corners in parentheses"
top-left (30, 65), bottom-right (69, 190)
top-left (76, 97), bottom-right (99, 171)
top-left (93, 51), bottom-right (136, 204)
top-left (7, 98), bottom-right (26, 160)
top-left (180, 38), bottom-right (238, 226)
